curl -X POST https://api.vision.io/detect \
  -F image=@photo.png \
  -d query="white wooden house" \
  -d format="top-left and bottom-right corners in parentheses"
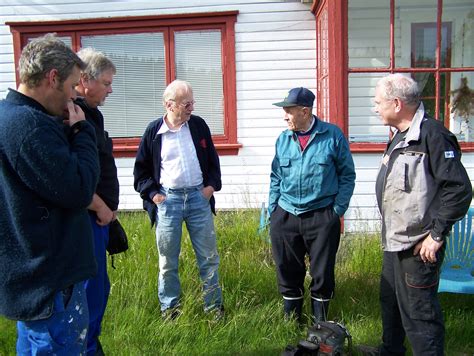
top-left (1, 0), bottom-right (472, 232)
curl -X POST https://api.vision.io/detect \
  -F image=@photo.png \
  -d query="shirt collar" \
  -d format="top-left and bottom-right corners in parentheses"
top-left (157, 115), bottom-right (189, 135)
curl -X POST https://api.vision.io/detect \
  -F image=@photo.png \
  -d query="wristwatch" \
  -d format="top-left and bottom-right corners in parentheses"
top-left (431, 234), bottom-right (444, 243)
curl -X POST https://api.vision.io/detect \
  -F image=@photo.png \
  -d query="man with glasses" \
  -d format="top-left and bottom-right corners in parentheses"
top-left (134, 79), bottom-right (223, 320)
top-left (373, 74), bottom-right (471, 355)
top-left (74, 48), bottom-right (119, 356)
top-left (268, 87), bottom-right (355, 324)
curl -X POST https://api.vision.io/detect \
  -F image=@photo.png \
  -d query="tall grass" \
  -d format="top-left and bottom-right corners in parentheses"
top-left (0, 210), bottom-right (473, 355)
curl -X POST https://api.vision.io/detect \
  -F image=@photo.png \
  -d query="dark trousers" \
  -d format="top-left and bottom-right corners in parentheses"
top-left (270, 205), bottom-right (341, 299)
top-left (380, 248), bottom-right (445, 356)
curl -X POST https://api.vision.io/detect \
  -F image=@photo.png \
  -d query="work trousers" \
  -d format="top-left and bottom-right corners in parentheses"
top-left (84, 213), bottom-right (110, 355)
top-left (270, 205), bottom-right (341, 300)
top-left (16, 282), bottom-right (88, 355)
top-left (380, 247), bottom-right (445, 356)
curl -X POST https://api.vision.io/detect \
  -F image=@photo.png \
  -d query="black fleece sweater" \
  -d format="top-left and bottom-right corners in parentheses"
top-left (0, 89), bottom-right (100, 320)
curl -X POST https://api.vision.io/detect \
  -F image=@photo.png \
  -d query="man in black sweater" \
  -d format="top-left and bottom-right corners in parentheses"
top-left (0, 34), bottom-right (99, 354)
top-left (75, 48), bottom-right (119, 356)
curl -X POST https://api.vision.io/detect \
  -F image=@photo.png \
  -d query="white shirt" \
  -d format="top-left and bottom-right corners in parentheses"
top-left (157, 119), bottom-right (203, 189)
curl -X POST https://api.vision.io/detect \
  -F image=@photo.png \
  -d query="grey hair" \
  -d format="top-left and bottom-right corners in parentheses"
top-left (376, 73), bottom-right (420, 106)
top-left (77, 47), bottom-right (116, 80)
top-left (19, 33), bottom-right (85, 88)
top-left (163, 79), bottom-right (193, 105)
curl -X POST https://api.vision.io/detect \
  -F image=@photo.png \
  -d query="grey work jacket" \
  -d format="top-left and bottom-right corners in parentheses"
top-left (377, 104), bottom-right (472, 251)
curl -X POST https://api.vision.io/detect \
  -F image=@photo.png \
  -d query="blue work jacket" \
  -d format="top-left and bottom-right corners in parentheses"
top-left (268, 116), bottom-right (355, 217)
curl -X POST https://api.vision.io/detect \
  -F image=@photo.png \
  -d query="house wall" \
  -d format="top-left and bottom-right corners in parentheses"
top-left (1, 0), bottom-right (472, 233)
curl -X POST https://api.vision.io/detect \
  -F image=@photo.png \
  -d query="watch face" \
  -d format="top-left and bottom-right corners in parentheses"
top-left (432, 235), bottom-right (443, 242)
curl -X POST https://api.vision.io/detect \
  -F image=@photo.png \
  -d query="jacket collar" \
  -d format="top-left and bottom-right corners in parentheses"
top-left (394, 102), bottom-right (425, 145)
top-left (6, 88), bottom-right (50, 115)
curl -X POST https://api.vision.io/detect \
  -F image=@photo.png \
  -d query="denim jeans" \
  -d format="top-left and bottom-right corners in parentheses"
top-left (84, 213), bottom-right (110, 355)
top-left (17, 282), bottom-right (89, 356)
top-left (380, 248), bottom-right (444, 356)
top-left (155, 185), bottom-right (222, 312)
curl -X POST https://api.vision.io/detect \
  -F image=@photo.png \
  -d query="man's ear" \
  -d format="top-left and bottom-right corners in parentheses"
top-left (393, 98), bottom-right (402, 113)
top-left (80, 73), bottom-right (90, 88)
top-left (46, 69), bottom-right (59, 87)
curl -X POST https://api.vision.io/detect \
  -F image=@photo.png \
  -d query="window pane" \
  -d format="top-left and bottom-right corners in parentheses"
top-left (348, 72), bottom-right (391, 143)
top-left (395, 0), bottom-right (437, 68)
top-left (348, 0), bottom-right (390, 68)
top-left (411, 23), bottom-right (451, 68)
top-left (81, 33), bottom-right (167, 138)
top-left (443, 0), bottom-right (474, 68)
top-left (317, 6), bottom-right (330, 121)
top-left (174, 30), bottom-right (224, 135)
top-left (449, 71), bottom-right (474, 143)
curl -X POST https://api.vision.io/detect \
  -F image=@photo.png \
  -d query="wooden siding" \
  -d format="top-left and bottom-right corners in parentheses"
top-left (1, 0), bottom-right (472, 233)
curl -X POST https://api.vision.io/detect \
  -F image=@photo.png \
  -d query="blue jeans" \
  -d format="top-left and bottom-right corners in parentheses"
top-left (17, 282), bottom-right (89, 356)
top-left (155, 185), bottom-right (222, 312)
top-left (84, 213), bottom-right (110, 355)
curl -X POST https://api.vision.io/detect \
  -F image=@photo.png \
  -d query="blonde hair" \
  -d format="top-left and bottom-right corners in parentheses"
top-left (19, 33), bottom-right (85, 88)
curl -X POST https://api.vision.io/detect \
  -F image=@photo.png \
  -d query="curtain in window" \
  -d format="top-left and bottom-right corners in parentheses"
top-left (81, 33), bottom-right (167, 137)
top-left (174, 30), bottom-right (224, 135)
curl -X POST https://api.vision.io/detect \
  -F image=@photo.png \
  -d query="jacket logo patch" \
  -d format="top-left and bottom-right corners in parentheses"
top-left (200, 139), bottom-right (207, 148)
top-left (444, 151), bottom-right (455, 158)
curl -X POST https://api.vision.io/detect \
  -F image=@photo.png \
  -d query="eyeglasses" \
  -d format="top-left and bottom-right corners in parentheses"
top-left (170, 99), bottom-right (195, 110)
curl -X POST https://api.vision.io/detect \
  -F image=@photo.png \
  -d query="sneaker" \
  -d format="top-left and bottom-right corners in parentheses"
top-left (161, 307), bottom-right (181, 321)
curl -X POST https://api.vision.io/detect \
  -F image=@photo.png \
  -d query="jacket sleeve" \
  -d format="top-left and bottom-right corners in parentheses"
top-left (16, 119), bottom-right (99, 209)
top-left (428, 130), bottom-right (472, 237)
top-left (133, 122), bottom-right (160, 203)
top-left (268, 140), bottom-right (282, 216)
top-left (333, 133), bottom-right (356, 217)
top-left (203, 122), bottom-right (222, 192)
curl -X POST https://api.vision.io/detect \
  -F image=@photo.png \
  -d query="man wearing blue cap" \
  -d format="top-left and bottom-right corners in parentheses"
top-left (268, 87), bottom-right (356, 324)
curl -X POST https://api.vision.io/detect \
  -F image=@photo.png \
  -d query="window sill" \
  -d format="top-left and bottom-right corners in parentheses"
top-left (112, 138), bottom-right (242, 158)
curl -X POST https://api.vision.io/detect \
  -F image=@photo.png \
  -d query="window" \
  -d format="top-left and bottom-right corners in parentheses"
top-left (8, 12), bottom-right (240, 156)
top-left (346, 0), bottom-right (473, 150)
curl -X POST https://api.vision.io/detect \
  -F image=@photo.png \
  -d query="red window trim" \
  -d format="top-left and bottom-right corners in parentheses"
top-left (312, 0), bottom-right (474, 153)
top-left (7, 11), bottom-right (242, 156)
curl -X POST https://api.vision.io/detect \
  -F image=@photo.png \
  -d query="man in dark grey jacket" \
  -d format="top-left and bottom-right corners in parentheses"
top-left (374, 74), bottom-right (472, 355)
top-left (0, 34), bottom-right (99, 354)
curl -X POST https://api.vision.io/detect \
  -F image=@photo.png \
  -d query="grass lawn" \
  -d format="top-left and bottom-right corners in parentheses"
top-left (1, 210), bottom-right (473, 355)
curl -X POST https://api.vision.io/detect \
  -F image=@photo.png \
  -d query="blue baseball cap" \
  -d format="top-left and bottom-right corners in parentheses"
top-left (273, 87), bottom-right (315, 108)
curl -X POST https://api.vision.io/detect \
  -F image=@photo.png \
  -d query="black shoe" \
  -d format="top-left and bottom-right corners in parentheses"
top-left (161, 307), bottom-right (182, 321)
top-left (355, 344), bottom-right (380, 356)
top-left (207, 305), bottom-right (225, 321)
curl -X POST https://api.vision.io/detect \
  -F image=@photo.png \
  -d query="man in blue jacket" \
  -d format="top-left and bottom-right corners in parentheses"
top-left (0, 34), bottom-right (100, 354)
top-left (269, 87), bottom-right (355, 323)
top-left (134, 80), bottom-right (223, 320)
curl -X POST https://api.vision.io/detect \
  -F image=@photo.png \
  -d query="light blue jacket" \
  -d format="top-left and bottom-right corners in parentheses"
top-left (269, 116), bottom-right (355, 217)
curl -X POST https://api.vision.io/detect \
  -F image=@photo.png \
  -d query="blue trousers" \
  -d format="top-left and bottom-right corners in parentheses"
top-left (84, 213), bottom-right (110, 355)
top-left (16, 282), bottom-right (89, 355)
top-left (155, 185), bottom-right (222, 312)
